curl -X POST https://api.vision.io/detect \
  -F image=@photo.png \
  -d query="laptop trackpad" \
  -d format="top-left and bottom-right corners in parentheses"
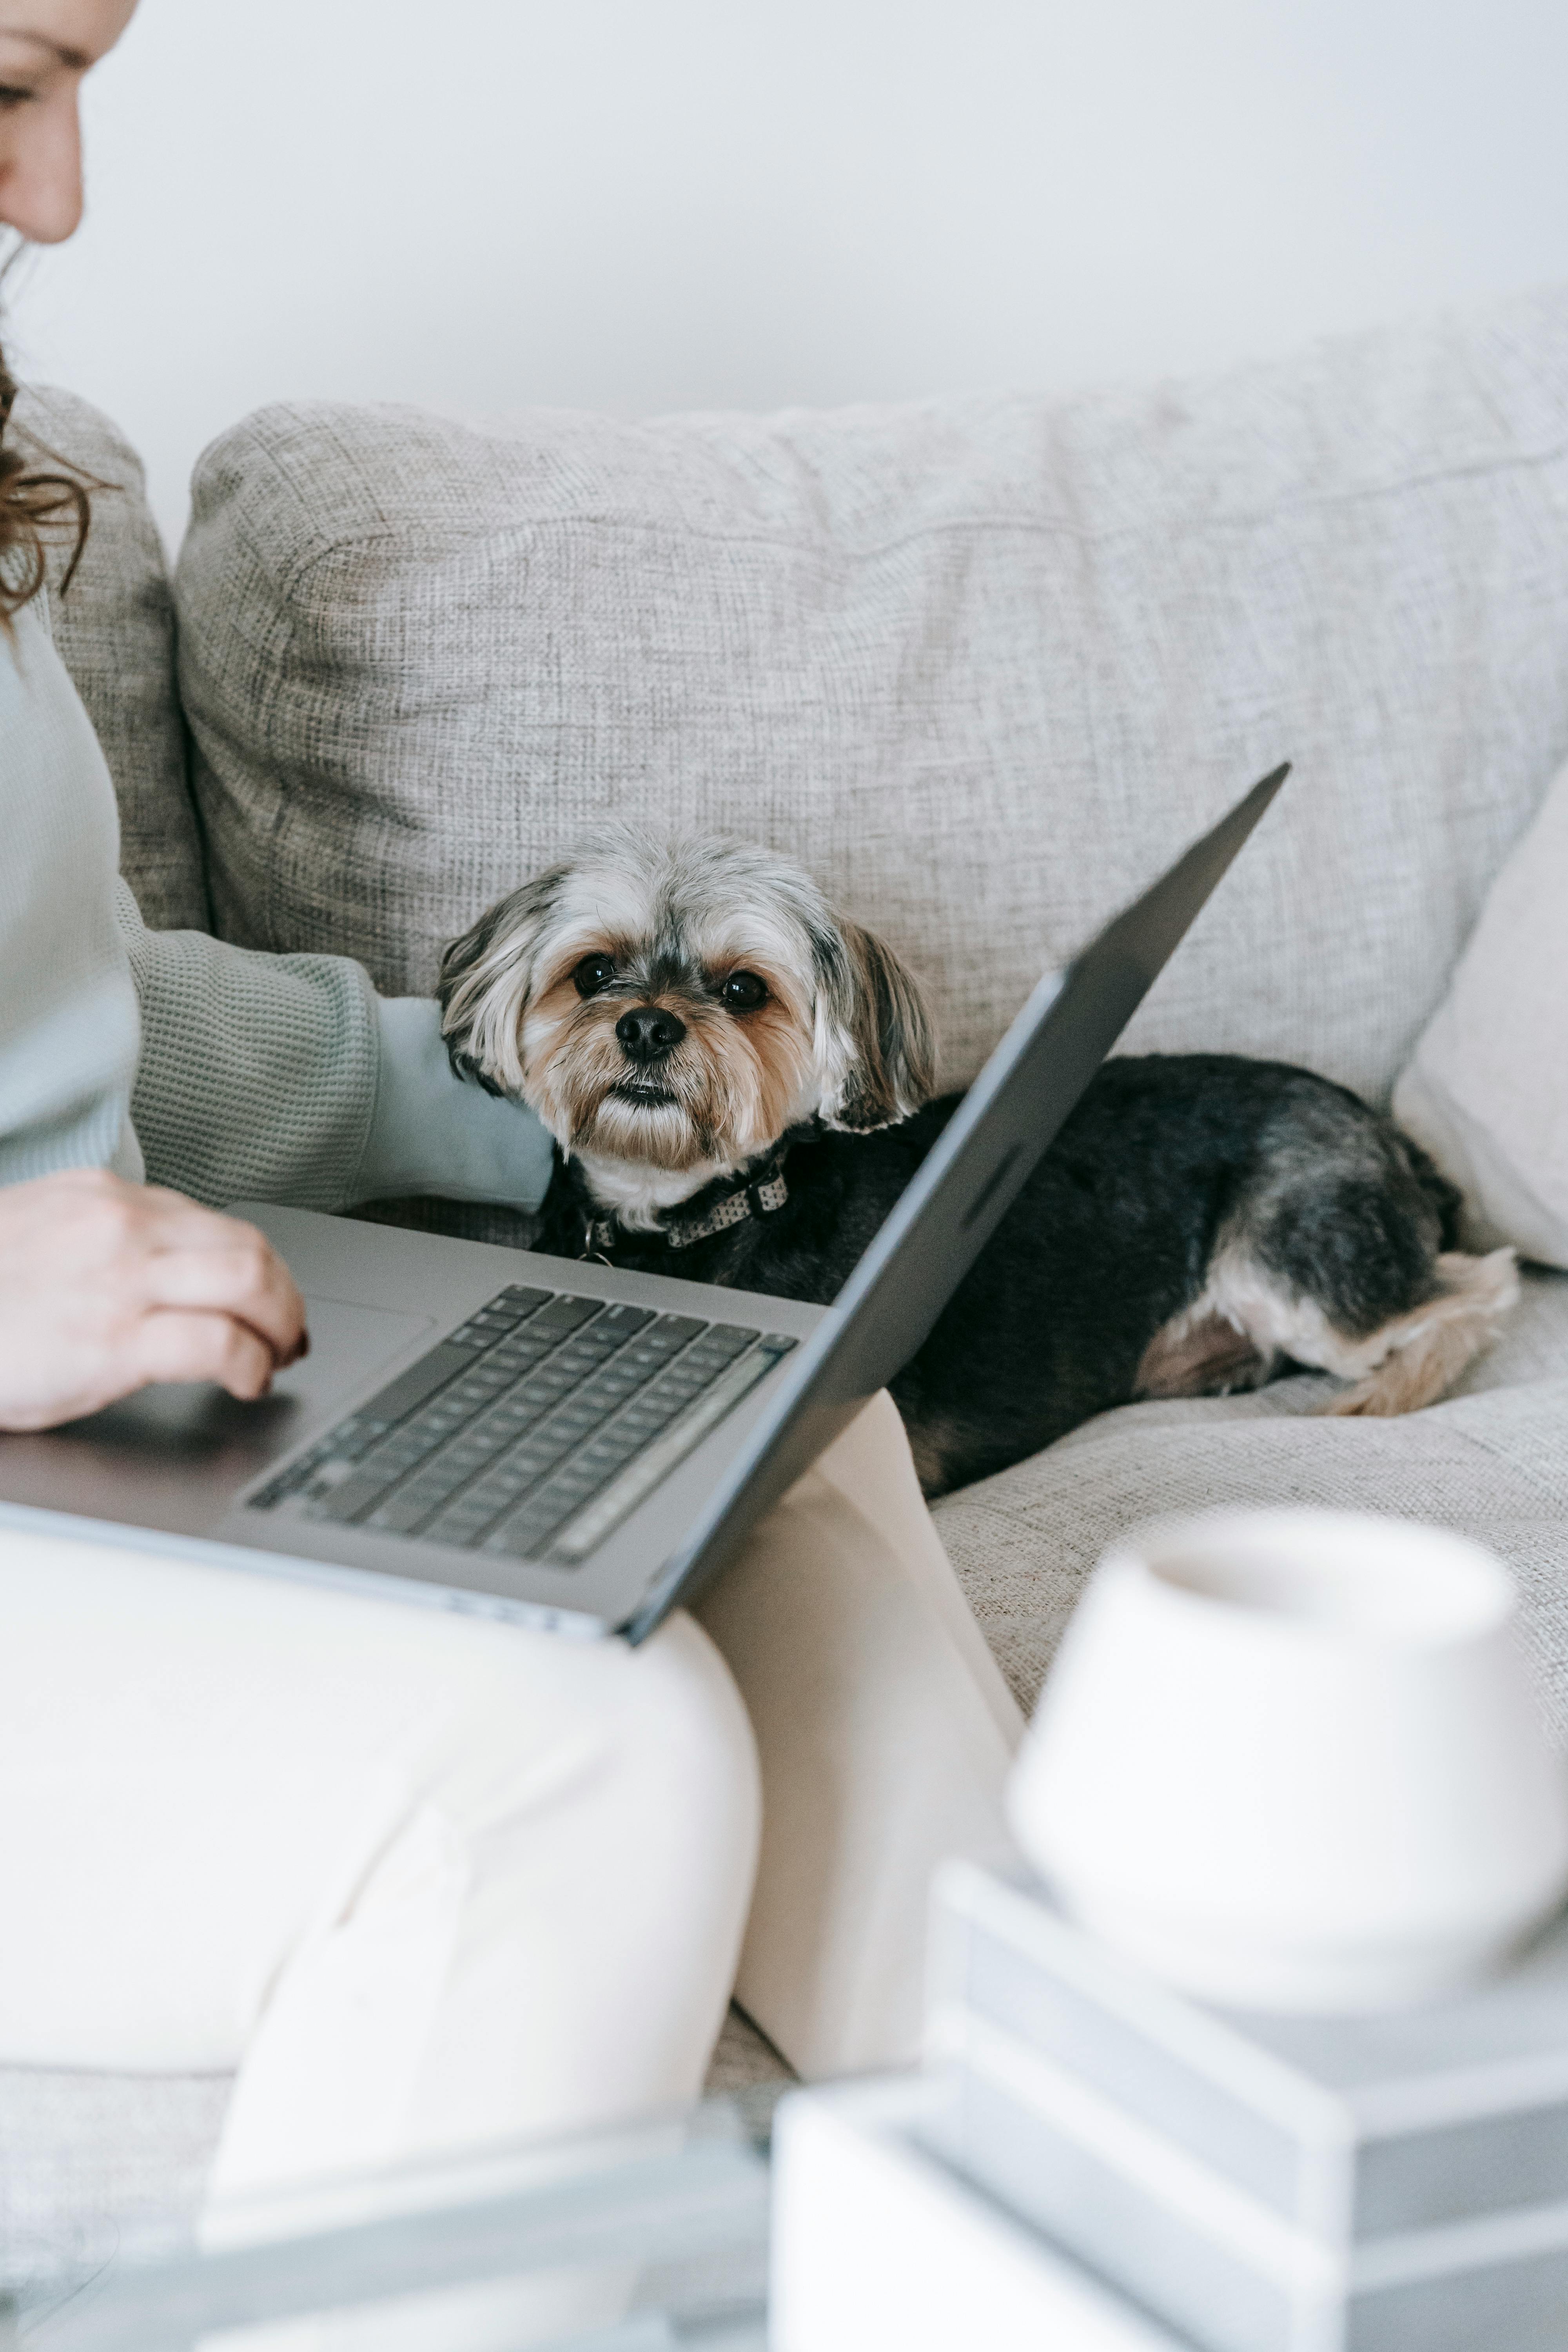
top-left (278, 1294), bottom-right (437, 1421)
top-left (0, 1296), bottom-right (433, 1537)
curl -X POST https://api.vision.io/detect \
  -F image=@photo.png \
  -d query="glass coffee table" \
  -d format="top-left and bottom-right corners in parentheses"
top-left (7, 2088), bottom-right (780, 2350)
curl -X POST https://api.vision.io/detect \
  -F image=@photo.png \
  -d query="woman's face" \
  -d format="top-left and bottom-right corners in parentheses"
top-left (0, 0), bottom-right (135, 242)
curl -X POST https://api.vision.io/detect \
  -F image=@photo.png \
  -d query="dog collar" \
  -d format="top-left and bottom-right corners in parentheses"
top-left (581, 1156), bottom-right (791, 1259)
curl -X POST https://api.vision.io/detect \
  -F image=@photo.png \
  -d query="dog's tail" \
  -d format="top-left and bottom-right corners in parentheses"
top-left (1317, 1129), bottom-right (1514, 1416)
top-left (1322, 1245), bottom-right (1519, 1417)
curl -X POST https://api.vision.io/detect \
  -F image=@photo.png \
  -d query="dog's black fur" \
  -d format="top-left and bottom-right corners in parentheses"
top-left (536, 1054), bottom-right (1465, 1496)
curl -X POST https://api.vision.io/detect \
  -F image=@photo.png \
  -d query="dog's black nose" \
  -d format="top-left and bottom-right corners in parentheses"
top-left (616, 1005), bottom-right (686, 1063)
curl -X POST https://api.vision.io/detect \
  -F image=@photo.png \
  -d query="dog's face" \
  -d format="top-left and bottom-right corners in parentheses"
top-left (438, 830), bottom-right (935, 1178)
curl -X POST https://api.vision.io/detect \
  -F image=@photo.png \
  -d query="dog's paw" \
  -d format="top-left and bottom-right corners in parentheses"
top-left (1320, 1377), bottom-right (1398, 1418)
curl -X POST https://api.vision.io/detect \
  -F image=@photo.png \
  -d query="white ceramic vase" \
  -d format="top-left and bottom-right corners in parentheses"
top-left (1007, 1508), bottom-right (1568, 2013)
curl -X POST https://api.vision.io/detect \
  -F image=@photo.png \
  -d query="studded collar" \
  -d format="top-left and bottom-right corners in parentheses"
top-left (577, 1142), bottom-right (798, 1260)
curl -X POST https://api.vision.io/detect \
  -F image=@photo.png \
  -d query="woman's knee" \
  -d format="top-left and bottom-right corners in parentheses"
top-left (419, 1605), bottom-right (761, 1897)
top-left (584, 1611), bottom-right (762, 1881)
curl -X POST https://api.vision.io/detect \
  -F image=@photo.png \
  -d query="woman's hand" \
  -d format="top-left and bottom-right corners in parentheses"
top-left (0, 1171), bottom-right (308, 1430)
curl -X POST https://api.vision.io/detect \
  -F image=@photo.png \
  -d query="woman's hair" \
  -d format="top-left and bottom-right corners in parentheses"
top-left (0, 328), bottom-right (91, 623)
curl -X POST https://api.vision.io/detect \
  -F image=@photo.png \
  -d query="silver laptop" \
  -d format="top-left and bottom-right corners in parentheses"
top-left (0, 768), bottom-right (1286, 1641)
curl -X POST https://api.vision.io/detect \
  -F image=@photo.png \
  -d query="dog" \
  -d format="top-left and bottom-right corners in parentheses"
top-left (437, 829), bottom-right (1519, 1497)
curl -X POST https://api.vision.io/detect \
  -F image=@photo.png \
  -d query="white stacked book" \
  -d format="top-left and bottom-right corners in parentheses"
top-left (771, 2073), bottom-right (1186, 2352)
top-left (771, 1862), bottom-right (1568, 2349)
top-left (920, 1859), bottom-right (1568, 2352)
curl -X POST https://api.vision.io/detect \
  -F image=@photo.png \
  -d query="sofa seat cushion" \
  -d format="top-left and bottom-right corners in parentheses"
top-left (0, 2009), bottom-right (787, 2293)
top-left (175, 287), bottom-right (1568, 1107)
top-left (933, 1269), bottom-right (1568, 1722)
top-left (0, 2065), bottom-right (229, 2302)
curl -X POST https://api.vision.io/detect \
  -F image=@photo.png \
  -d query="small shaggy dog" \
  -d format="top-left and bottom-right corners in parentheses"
top-left (438, 830), bottom-right (1518, 1497)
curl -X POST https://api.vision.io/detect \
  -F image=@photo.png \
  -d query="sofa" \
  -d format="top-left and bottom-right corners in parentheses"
top-left (5, 282), bottom-right (1568, 2269)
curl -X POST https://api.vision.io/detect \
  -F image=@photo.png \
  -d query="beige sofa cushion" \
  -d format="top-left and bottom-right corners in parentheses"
top-left (934, 1268), bottom-right (1568, 1722)
top-left (1394, 753), bottom-right (1568, 1268)
top-left (175, 287), bottom-right (1568, 1105)
top-left (13, 386), bottom-right (209, 933)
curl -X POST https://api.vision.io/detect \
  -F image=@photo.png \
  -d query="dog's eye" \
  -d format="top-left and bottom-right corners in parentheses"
top-left (720, 971), bottom-right (768, 1013)
top-left (572, 953), bottom-right (617, 998)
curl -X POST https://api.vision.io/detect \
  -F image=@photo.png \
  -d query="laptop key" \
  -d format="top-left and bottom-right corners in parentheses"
top-left (312, 1466), bottom-right (404, 1523)
top-left (686, 1325), bottom-right (760, 1361)
top-left (449, 1286), bottom-right (552, 1340)
top-left (484, 1335), bottom-right (553, 1370)
top-left (619, 1321), bottom-right (706, 1368)
top-left (481, 1502), bottom-right (580, 1561)
top-left (248, 1463), bottom-right (314, 1508)
top-left (375, 1427), bottom-right (446, 1464)
top-left (363, 1489), bottom-right (443, 1535)
top-left (590, 1305), bottom-right (655, 1342)
top-left (543, 1397), bottom-right (602, 1432)
top-left (496, 1286), bottom-right (554, 1314)
top-left (353, 1341), bottom-right (474, 1426)
top-left (523, 1295), bottom-right (605, 1341)
top-left (449, 1475), bottom-right (534, 1524)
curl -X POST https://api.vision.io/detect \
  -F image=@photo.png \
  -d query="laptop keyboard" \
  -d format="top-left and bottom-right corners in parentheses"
top-left (246, 1284), bottom-right (796, 1565)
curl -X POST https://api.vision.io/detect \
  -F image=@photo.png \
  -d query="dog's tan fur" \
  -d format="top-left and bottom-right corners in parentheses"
top-left (1138, 1243), bottom-right (1519, 1416)
top-left (439, 829), bottom-right (934, 1208)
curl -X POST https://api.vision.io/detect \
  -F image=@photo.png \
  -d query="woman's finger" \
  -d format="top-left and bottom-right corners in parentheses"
top-left (138, 1229), bottom-right (308, 1365)
top-left (131, 1310), bottom-right (280, 1401)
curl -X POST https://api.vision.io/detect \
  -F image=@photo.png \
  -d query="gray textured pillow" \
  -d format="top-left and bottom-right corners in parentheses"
top-left (175, 288), bottom-right (1568, 1100)
top-left (13, 384), bottom-right (209, 933)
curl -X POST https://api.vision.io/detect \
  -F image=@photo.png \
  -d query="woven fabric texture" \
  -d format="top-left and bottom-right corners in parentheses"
top-left (12, 386), bottom-right (209, 933)
top-left (933, 1268), bottom-right (1568, 1722)
top-left (118, 877), bottom-right (381, 1211)
top-left (176, 287), bottom-right (1568, 1104)
top-left (0, 2068), bottom-right (229, 2308)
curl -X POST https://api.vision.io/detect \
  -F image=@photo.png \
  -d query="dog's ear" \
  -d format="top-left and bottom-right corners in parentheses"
top-left (816, 918), bottom-right (936, 1132)
top-left (438, 869), bottom-right (567, 1098)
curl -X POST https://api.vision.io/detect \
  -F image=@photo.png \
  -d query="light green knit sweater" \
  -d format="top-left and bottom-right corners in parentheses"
top-left (1, 592), bottom-right (554, 1211)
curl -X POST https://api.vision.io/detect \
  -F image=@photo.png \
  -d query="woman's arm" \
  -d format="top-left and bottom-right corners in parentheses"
top-left (120, 884), bottom-right (555, 1214)
top-left (0, 602), bottom-right (140, 1185)
top-left (0, 600), bottom-right (306, 1421)
top-left (0, 598), bottom-right (547, 1434)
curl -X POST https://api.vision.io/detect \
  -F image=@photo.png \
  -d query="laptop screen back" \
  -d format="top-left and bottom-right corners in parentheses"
top-left (630, 762), bottom-right (1289, 1637)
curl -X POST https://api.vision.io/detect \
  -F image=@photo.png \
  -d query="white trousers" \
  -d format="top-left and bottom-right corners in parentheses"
top-left (0, 1394), bottom-right (1022, 2203)
top-left (695, 1393), bottom-right (1024, 2074)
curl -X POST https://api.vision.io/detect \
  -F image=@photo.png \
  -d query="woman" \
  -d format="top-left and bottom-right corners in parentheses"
top-left (0, 0), bottom-right (1022, 2212)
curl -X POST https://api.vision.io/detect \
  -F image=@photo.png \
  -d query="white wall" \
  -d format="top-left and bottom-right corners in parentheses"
top-left (7, 0), bottom-right (1567, 549)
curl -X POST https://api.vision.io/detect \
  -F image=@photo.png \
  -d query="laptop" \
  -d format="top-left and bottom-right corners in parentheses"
top-left (0, 766), bottom-right (1287, 1642)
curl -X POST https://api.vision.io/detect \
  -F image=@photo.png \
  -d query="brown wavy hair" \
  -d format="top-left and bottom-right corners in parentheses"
top-left (0, 332), bottom-right (91, 624)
